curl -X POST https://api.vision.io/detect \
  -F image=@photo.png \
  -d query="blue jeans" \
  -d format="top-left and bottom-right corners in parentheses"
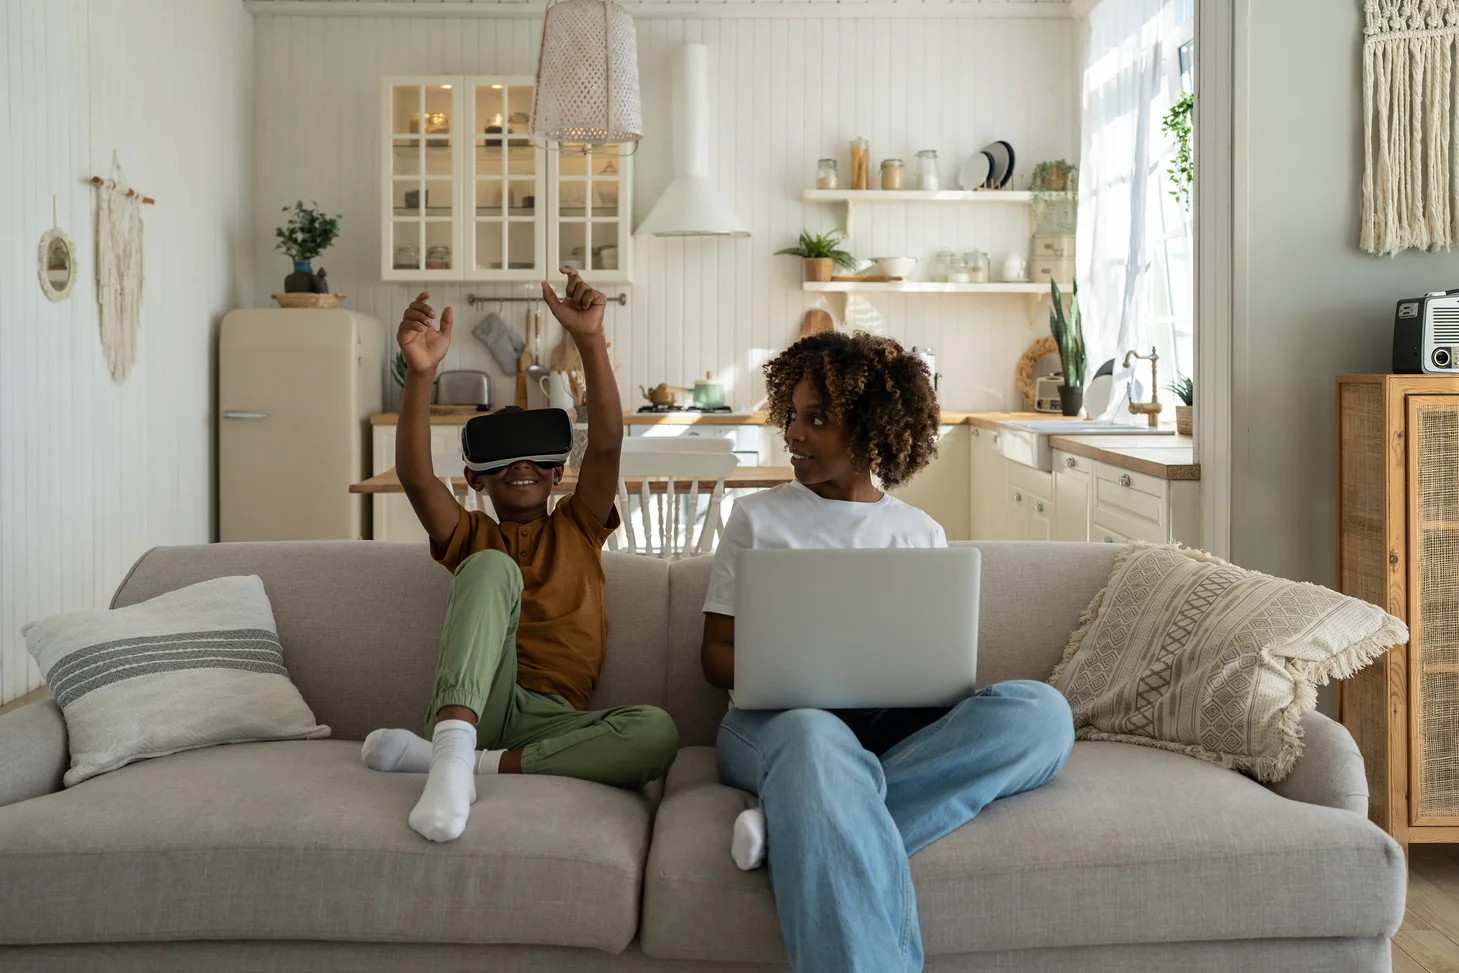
top-left (717, 681), bottom-right (1075, 973)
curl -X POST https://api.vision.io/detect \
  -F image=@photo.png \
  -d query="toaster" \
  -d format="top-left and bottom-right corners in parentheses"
top-left (1034, 374), bottom-right (1065, 413)
top-left (1393, 289), bottom-right (1459, 374)
top-left (435, 370), bottom-right (492, 408)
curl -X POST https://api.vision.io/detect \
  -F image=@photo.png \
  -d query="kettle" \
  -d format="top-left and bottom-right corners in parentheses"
top-left (692, 372), bottom-right (725, 410)
top-left (909, 347), bottom-right (940, 393)
top-left (639, 383), bottom-right (689, 408)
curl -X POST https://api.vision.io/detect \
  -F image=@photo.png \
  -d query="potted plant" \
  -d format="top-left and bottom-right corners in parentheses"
top-left (275, 201), bottom-right (342, 293)
top-left (1031, 159), bottom-right (1076, 193)
top-left (1049, 279), bottom-right (1086, 417)
top-left (775, 229), bottom-right (857, 282)
top-left (1167, 374), bottom-right (1193, 434)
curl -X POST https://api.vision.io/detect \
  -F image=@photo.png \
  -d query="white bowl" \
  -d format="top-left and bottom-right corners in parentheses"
top-left (874, 257), bottom-right (917, 278)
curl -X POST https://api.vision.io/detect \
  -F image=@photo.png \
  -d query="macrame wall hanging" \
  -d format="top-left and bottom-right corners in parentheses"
top-left (90, 154), bottom-right (150, 382)
top-left (1362, 1), bottom-right (1459, 255)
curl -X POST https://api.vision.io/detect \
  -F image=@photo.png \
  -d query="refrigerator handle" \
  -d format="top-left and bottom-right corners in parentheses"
top-left (222, 411), bottom-right (268, 420)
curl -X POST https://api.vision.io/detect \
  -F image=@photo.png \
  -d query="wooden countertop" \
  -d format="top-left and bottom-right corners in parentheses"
top-left (352, 466), bottom-right (796, 494)
top-left (365, 411), bottom-right (1200, 480)
top-left (963, 411), bottom-right (1051, 430)
top-left (1047, 434), bottom-right (1199, 481)
top-left (371, 411), bottom-right (987, 426)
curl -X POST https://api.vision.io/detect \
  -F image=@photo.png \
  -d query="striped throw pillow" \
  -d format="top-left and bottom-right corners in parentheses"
top-left (23, 575), bottom-right (329, 786)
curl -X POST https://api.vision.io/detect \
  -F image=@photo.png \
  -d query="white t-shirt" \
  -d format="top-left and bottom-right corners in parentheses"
top-left (702, 480), bottom-right (948, 616)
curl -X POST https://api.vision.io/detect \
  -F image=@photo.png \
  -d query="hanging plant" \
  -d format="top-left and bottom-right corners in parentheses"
top-left (1161, 93), bottom-right (1193, 209)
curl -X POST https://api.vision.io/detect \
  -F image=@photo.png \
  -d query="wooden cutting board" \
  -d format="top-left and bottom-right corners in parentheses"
top-left (800, 309), bottom-right (835, 338)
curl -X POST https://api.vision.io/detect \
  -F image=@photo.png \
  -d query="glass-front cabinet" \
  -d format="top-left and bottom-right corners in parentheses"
top-left (382, 75), bottom-right (631, 284)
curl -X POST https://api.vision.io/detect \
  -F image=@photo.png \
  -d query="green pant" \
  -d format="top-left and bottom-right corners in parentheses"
top-left (425, 549), bottom-right (678, 789)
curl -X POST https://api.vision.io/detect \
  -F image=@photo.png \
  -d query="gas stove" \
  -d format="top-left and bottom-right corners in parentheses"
top-left (636, 405), bottom-right (734, 414)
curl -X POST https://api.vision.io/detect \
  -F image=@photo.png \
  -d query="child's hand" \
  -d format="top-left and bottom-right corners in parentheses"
top-left (541, 268), bottom-right (606, 338)
top-left (397, 291), bottom-right (453, 373)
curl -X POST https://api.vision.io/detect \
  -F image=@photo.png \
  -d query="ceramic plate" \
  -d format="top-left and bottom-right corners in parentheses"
top-left (957, 151), bottom-right (994, 191)
top-left (1084, 373), bottom-right (1114, 420)
top-left (983, 141), bottom-right (1016, 189)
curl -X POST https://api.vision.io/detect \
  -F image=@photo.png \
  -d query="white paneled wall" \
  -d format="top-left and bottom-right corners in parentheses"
top-left (0, 0), bottom-right (255, 705)
top-left (252, 12), bottom-right (1075, 413)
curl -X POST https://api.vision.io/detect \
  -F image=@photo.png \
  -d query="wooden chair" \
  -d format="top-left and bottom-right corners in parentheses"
top-left (611, 438), bottom-right (739, 558)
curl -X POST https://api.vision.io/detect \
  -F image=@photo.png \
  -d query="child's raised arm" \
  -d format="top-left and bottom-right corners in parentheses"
top-left (541, 269), bottom-right (622, 526)
top-left (396, 292), bottom-right (462, 544)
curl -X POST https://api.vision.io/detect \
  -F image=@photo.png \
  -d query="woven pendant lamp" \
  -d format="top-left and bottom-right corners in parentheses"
top-left (530, 0), bottom-right (642, 155)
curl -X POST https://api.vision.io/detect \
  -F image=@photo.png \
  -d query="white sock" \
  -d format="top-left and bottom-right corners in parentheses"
top-left (362, 729), bottom-right (501, 776)
top-left (408, 720), bottom-right (478, 842)
top-left (731, 806), bottom-right (767, 871)
top-left (361, 728), bottom-right (434, 772)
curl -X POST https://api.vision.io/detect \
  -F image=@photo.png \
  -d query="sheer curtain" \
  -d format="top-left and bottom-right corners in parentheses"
top-left (1075, 0), bottom-right (1176, 420)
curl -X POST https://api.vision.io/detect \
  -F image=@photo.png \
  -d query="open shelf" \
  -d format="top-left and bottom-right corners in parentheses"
top-left (803, 189), bottom-right (1037, 203)
top-left (803, 281), bottom-right (1051, 294)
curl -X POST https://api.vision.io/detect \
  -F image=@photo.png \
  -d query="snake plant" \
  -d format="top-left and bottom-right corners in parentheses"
top-left (1049, 280), bottom-right (1086, 388)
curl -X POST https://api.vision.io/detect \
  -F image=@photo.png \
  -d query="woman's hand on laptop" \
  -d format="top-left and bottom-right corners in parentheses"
top-left (541, 268), bottom-right (605, 337)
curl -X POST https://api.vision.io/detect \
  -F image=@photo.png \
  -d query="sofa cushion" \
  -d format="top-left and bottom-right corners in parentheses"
top-left (0, 740), bottom-right (650, 951)
top-left (640, 743), bottom-right (1405, 962)
top-left (111, 543), bottom-right (672, 741)
top-left (1049, 544), bottom-right (1407, 782)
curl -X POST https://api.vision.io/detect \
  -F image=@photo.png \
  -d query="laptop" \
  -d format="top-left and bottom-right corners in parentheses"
top-left (732, 548), bottom-right (981, 710)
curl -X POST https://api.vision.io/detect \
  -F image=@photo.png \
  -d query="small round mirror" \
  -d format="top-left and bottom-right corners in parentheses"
top-left (38, 227), bottom-right (77, 302)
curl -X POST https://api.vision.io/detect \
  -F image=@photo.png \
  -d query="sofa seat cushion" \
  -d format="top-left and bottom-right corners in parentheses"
top-left (0, 740), bottom-right (650, 951)
top-left (641, 743), bottom-right (1405, 962)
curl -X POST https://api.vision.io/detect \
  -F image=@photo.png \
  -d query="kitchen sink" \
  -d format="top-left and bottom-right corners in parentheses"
top-left (996, 420), bottom-right (1174, 471)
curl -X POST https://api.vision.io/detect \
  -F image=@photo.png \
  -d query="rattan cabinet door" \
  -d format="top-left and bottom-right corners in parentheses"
top-left (1407, 395), bottom-right (1459, 826)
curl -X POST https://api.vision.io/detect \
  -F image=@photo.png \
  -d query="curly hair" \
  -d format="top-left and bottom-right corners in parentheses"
top-left (763, 330), bottom-right (940, 489)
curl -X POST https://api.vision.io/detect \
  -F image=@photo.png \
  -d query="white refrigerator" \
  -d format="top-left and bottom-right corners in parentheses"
top-left (218, 308), bottom-right (385, 541)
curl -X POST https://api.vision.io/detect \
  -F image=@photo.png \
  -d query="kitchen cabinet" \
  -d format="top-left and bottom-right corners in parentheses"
top-left (972, 429), bottom-right (1198, 546)
top-left (1052, 449), bottom-right (1091, 542)
top-left (889, 425), bottom-right (970, 541)
top-left (968, 425), bottom-right (1014, 540)
top-left (383, 76), bottom-right (631, 284)
top-left (371, 421), bottom-right (466, 543)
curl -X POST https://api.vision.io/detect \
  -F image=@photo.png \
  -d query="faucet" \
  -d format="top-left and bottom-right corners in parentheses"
top-left (1122, 347), bottom-right (1163, 428)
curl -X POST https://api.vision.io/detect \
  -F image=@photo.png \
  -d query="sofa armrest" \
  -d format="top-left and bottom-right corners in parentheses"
top-left (0, 700), bottom-right (68, 806)
top-left (1265, 710), bottom-right (1367, 815)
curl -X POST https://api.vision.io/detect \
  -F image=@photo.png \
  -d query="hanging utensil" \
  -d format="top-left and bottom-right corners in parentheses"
top-left (526, 306), bottom-right (550, 394)
top-left (514, 306), bottom-right (532, 408)
top-left (800, 308), bottom-right (834, 338)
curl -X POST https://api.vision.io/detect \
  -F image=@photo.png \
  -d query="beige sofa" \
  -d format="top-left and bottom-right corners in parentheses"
top-left (0, 541), bottom-right (1405, 972)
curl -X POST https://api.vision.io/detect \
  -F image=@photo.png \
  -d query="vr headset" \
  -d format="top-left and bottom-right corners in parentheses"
top-left (460, 407), bottom-right (573, 475)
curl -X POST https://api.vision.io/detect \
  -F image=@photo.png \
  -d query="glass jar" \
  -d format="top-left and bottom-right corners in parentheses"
top-left (393, 241), bottom-right (419, 270)
top-left (849, 138), bottom-right (870, 190)
top-left (916, 150), bottom-right (940, 191)
top-left (816, 159), bottom-right (839, 190)
top-left (933, 249), bottom-right (956, 283)
top-left (948, 253), bottom-right (971, 284)
top-left (964, 250), bottom-right (990, 283)
top-left (426, 245), bottom-right (451, 270)
top-left (880, 159), bottom-right (904, 191)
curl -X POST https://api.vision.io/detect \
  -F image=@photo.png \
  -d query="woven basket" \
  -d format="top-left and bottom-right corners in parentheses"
top-left (272, 293), bottom-right (345, 309)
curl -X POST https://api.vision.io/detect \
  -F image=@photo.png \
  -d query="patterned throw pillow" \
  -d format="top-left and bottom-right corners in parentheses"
top-left (24, 575), bottom-right (329, 786)
top-left (1048, 544), bottom-right (1407, 782)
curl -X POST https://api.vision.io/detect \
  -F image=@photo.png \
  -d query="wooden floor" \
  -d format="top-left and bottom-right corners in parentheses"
top-left (1397, 845), bottom-right (1459, 973)
top-left (2, 684), bottom-right (1458, 967)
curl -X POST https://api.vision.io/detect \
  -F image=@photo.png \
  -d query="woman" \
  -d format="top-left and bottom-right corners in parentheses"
top-left (699, 331), bottom-right (1074, 973)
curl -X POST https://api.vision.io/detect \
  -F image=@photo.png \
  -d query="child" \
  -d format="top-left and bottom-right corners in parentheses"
top-left (365, 269), bottom-right (678, 843)
top-left (699, 331), bottom-right (1074, 972)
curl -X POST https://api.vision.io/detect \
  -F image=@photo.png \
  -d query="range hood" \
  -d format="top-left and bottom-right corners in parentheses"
top-left (635, 44), bottom-right (749, 238)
